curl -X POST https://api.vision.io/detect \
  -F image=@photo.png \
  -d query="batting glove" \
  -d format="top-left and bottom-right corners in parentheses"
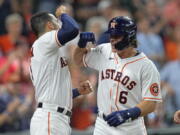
top-left (78, 32), bottom-right (95, 48)
top-left (105, 107), bottom-right (141, 127)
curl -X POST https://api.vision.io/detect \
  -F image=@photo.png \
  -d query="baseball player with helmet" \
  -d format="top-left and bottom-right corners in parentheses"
top-left (74, 16), bottom-right (162, 135)
top-left (29, 6), bottom-right (93, 135)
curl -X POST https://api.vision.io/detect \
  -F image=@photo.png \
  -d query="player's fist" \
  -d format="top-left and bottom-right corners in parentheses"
top-left (174, 110), bottom-right (180, 124)
top-left (55, 5), bottom-right (67, 17)
top-left (105, 110), bottom-right (128, 127)
top-left (78, 32), bottom-right (95, 48)
top-left (78, 80), bottom-right (93, 95)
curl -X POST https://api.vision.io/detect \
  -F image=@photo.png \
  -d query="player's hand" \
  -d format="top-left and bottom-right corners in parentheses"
top-left (174, 110), bottom-right (180, 124)
top-left (55, 5), bottom-right (67, 17)
top-left (105, 107), bottom-right (141, 127)
top-left (105, 110), bottom-right (130, 127)
top-left (78, 80), bottom-right (93, 95)
top-left (78, 32), bottom-right (95, 48)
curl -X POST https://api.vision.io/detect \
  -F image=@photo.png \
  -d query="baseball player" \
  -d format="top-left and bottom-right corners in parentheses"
top-left (74, 16), bottom-right (162, 135)
top-left (29, 6), bottom-right (93, 135)
top-left (174, 110), bottom-right (180, 124)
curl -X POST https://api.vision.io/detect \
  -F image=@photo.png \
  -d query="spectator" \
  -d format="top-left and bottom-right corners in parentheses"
top-left (0, 0), bottom-right (12, 35)
top-left (162, 0), bottom-right (180, 27)
top-left (0, 82), bottom-right (33, 132)
top-left (72, 0), bottom-right (100, 30)
top-left (137, 17), bottom-right (165, 70)
top-left (160, 47), bottom-right (180, 124)
top-left (37, 0), bottom-right (58, 13)
top-left (97, 0), bottom-right (113, 22)
top-left (145, 0), bottom-right (166, 35)
top-left (0, 51), bottom-right (20, 83)
top-left (164, 25), bottom-right (180, 61)
top-left (85, 16), bottom-right (106, 39)
top-left (0, 13), bottom-right (28, 55)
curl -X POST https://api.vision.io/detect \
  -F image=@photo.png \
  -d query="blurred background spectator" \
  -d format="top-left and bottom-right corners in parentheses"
top-left (0, 0), bottom-right (180, 134)
top-left (137, 17), bottom-right (165, 70)
top-left (0, 13), bottom-right (28, 56)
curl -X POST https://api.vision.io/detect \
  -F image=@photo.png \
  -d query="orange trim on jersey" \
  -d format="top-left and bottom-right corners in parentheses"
top-left (114, 56), bottom-right (147, 111)
top-left (110, 88), bottom-right (113, 112)
top-left (115, 83), bottom-right (120, 110)
top-left (143, 97), bottom-right (162, 100)
top-left (55, 30), bottom-right (62, 47)
top-left (83, 54), bottom-right (88, 67)
top-left (48, 112), bottom-right (51, 135)
top-left (114, 53), bottom-right (119, 64)
top-left (69, 89), bottom-right (72, 110)
top-left (121, 56), bottom-right (147, 72)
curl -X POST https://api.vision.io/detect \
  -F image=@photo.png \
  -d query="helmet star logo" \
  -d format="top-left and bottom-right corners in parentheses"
top-left (111, 21), bottom-right (117, 28)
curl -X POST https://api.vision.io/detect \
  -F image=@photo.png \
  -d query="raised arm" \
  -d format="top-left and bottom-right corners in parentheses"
top-left (56, 6), bottom-right (79, 45)
top-left (74, 32), bottom-right (95, 67)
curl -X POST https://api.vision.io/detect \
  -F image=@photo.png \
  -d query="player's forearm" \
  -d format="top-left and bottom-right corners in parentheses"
top-left (74, 47), bottom-right (87, 67)
top-left (136, 100), bottom-right (157, 117)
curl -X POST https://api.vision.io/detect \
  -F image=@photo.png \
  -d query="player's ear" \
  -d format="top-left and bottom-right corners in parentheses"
top-left (46, 21), bottom-right (55, 30)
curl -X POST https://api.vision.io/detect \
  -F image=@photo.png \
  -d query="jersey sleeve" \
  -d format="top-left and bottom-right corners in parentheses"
top-left (141, 61), bottom-right (162, 102)
top-left (54, 35), bottom-right (79, 65)
top-left (37, 30), bottom-right (62, 56)
top-left (83, 43), bottom-right (111, 71)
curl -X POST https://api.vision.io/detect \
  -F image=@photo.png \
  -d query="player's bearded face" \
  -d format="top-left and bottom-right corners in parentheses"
top-left (110, 35), bottom-right (123, 52)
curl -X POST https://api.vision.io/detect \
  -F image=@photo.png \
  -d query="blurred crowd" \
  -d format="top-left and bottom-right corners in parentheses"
top-left (0, 0), bottom-right (180, 133)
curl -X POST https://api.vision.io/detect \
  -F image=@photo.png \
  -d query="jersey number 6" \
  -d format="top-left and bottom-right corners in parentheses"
top-left (119, 91), bottom-right (128, 104)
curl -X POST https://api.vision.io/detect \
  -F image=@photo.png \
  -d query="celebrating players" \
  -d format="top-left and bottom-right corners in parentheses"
top-left (29, 6), bottom-right (93, 135)
top-left (74, 16), bottom-right (162, 135)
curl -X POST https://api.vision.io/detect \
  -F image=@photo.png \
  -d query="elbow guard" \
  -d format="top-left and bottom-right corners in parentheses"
top-left (57, 14), bottom-right (79, 45)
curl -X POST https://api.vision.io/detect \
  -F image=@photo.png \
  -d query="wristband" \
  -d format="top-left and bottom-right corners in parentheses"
top-left (127, 107), bottom-right (141, 120)
top-left (72, 88), bottom-right (81, 98)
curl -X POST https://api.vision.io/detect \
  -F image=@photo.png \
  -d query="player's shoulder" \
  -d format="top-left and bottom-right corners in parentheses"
top-left (95, 43), bottom-right (111, 53)
top-left (32, 30), bottom-right (57, 47)
top-left (140, 53), bottom-right (159, 72)
top-left (139, 53), bottom-right (153, 64)
top-left (38, 30), bottom-right (56, 42)
top-left (96, 42), bottom-right (111, 48)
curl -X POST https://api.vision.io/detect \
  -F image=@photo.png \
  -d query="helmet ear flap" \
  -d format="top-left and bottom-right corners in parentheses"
top-left (114, 34), bottom-right (129, 50)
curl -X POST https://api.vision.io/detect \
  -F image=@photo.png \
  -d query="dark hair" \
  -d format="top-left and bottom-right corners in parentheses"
top-left (130, 39), bottom-right (138, 48)
top-left (30, 12), bottom-right (52, 36)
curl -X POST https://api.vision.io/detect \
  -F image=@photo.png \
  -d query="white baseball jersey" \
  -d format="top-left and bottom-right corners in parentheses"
top-left (83, 43), bottom-right (162, 135)
top-left (30, 30), bottom-right (72, 135)
top-left (30, 30), bottom-right (72, 109)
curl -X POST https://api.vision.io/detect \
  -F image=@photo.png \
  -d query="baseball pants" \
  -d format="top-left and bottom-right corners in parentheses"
top-left (30, 108), bottom-right (71, 135)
